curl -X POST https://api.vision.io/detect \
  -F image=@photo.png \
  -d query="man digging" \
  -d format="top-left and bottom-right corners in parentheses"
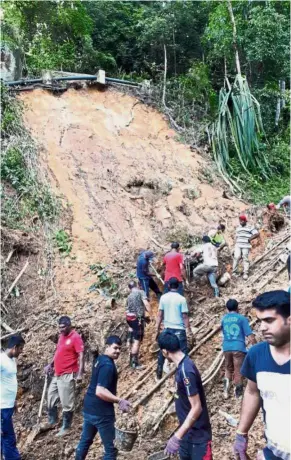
top-left (44, 316), bottom-right (84, 436)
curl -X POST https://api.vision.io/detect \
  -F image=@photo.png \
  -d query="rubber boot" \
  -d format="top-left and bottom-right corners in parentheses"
top-left (243, 273), bottom-right (248, 281)
top-left (156, 364), bottom-right (163, 380)
top-left (40, 406), bottom-right (58, 431)
top-left (131, 354), bottom-right (145, 370)
top-left (223, 378), bottom-right (230, 399)
top-left (56, 411), bottom-right (73, 437)
top-left (235, 384), bottom-right (243, 399)
top-left (214, 287), bottom-right (220, 297)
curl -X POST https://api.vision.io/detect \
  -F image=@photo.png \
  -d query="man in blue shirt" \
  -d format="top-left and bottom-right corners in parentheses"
top-left (75, 336), bottom-right (131, 460)
top-left (221, 299), bottom-right (256, 399)
top-left (158, 331), bottom-right (212, 460)
top-left (155, 278), bottom-right (194, 380)
top-left (136, 250), bottom-right (162, 300)
top-left (233, 290), bottom-right (290, 460)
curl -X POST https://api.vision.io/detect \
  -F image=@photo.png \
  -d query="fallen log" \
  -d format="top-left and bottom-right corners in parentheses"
top-left (1, 321), bottom-right (13, 332)
top-left (133, 324), bottom-right (222, 409)
top-left (4, 260), bottom-right (29, 301)
top-left (122, 367), bottom-right (156, 400)
top-left (150, 237), bottom-right (168, 251)
top-left (203, 357), bottom-right (224, 386)
top-left (250, 234), bottom-right (289, 268)
top-left (249, 251), bottom-right (284, 285)
top-left (152, 395), bottom-right (174, 432)
top-left (259, 263), bottom-right (287, 290)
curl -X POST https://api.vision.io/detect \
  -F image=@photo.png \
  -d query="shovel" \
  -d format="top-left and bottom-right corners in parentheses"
top-left (24, 375), bottom-right (48, 446)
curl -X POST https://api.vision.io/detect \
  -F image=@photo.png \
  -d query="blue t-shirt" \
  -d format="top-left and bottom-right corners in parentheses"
top-left (83, 355), bottom-right (117, 417)
top-left (159, 291), bottom-right (188, 330)
top-left (136, 254), bottom-right (150, 279)
top-left (241, 342), bottom-right (290, 460)
top-left (221, 313), bottom-right (253, 353)
top-left (175, 356), bottom-right (212, 443)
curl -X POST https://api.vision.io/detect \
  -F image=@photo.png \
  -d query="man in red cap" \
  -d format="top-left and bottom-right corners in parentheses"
top-left (232, 215), bottom-right (259, 280)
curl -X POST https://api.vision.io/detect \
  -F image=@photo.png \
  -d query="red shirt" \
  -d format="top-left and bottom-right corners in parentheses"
top-left (163, 252), bottom-right (184, 282)
top-left (54, 330), bottom-right (84, 376)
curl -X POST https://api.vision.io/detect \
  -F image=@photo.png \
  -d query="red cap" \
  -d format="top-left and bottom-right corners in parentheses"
top-left (268, 203), bottom-right (275, 209)
top-left (239, 214), bottom-right (247, 221)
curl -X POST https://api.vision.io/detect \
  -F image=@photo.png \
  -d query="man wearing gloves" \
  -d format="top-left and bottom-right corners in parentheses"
top-left (158, 331), bottom-right (212, 460)
top-left (233, 290), bottom-right (290, 460)
top-left (75, 335), bottom-right (131, 459)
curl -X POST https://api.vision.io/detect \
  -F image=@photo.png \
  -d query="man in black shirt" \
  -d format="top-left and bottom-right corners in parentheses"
top-left (158, 332), bottom-right (212, 460)
top-left (75, 336), bottom-right (131, 460)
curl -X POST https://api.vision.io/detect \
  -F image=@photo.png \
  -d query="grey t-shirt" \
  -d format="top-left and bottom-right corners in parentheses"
top-left (126, 289), bottom-right (147, 317)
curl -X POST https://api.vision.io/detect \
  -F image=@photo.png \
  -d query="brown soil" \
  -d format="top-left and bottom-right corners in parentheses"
top-left (1, 86), bottom-right (288, 460)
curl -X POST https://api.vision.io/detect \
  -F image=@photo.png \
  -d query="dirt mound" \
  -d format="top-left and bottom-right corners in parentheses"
top-left (11, 86), bottom-right (289, 460)
top-left (20, 87), bottom-right (246, 310)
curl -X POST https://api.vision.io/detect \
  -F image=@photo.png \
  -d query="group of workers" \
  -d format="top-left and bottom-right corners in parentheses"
top-left (1, 205), bottom-right (290, 460)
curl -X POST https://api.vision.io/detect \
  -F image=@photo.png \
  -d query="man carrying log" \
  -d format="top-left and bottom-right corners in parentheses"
top-left (159, 331), bottom-right (212, 460)
top-left (155, 277), bottom-right (194, 380)
top-left (232, 215), bottom-right (259, 281)
top-left (75, 336), bottom-right (131, 460)
top-left (126, 280), bottom-right (152, 370)
top-left (136, 250), bottom-right (162, 300)
top-left (221, 299), bottom-right (256, 399)
top-left (44, 316), bottom-right (84, 436)
top-left (233, 290), bottom-right (290, 460)
top-left (1, 335), bottom-right (25, 460)
top-left (162, 242), bottom-right (187, 296)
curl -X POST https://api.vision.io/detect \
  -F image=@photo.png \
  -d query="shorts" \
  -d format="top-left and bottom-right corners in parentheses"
top-left (179, 440), bottom-right (212, 460)
top-left (126, 318), bottom-right (145, 341)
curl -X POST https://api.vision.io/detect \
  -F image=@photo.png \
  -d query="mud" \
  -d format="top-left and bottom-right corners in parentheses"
top-left (5, 86), bottom-right (289, 460)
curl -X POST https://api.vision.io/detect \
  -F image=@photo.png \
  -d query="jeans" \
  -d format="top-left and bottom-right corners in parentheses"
top-left (193, 264), bottom-right (219, 294)
top-left (138, 277), bottom-right (162, 300)
top-left (75, 413), bottom-right (116, 460)
top-left (1, 407), bottom-right (21, 460)
top-left (158, 328), bottom-right (188, 368)
top-left (179, 440), bottom-right (212, 460)
top-left (164, 281), bottom-right (184, 296)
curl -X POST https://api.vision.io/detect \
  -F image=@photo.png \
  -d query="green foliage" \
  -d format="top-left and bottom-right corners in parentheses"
top-left (211, 75), bottom-right (268, 187)
top-left (1, 0), bottom-right (289, 204)
top-left (54, 230), bottom-right (72, 256)
top-left (89, 264), bottom-right (118, 296)
top-left (1, 84), bottom-right (58, 228)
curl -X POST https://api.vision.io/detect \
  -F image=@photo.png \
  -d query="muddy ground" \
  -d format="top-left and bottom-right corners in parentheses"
top-left (1, 86), bottom-right (289, 460)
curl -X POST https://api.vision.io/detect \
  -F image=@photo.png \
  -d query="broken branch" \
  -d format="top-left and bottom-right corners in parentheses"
top-left (4, 260), bottom-right (29, 301)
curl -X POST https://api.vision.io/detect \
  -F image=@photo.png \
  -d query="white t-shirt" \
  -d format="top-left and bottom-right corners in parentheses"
top-left (0, 352), bottom-right (17, 409)
top-left (202, 242), bottom-right (218, 267)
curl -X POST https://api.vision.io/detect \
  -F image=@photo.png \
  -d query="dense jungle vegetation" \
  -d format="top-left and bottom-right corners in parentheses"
top-left (2, 1), bottom-right (290, 204)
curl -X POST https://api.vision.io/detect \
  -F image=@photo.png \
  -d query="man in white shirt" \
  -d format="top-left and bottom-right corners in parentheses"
top-left (193, 235), bottom-right (219, 297)
top-left (1, 334), bottom-right (25, 459)
top-left (276, 195), bottom-right (291, 210)
top-left (233, 215), bottom-right (259, 280)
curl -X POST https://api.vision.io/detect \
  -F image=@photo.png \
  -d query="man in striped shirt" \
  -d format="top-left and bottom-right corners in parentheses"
top-left (232, 215), bottom-right (259, 280)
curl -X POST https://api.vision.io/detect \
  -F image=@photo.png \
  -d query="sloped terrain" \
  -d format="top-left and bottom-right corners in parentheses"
top-left (7, 86), bottom-right (289, 460)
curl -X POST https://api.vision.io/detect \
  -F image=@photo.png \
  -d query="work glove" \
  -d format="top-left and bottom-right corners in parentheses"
top-left (44, 364), bottom-right (54, 376)
top-left (164, 435), bottom-right (180, 455)
top-left (233, 433), bottom-right (248, 460)
top-left (118, 399), bottom-right (131, 413)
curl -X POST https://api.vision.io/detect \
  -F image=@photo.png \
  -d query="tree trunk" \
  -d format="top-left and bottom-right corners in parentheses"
top-left (275, 80), bottom-right (281, 127)
top-left (162, 44), bottom-right (167, 107)
top-left (227, 0), bottom-right (241, 75)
